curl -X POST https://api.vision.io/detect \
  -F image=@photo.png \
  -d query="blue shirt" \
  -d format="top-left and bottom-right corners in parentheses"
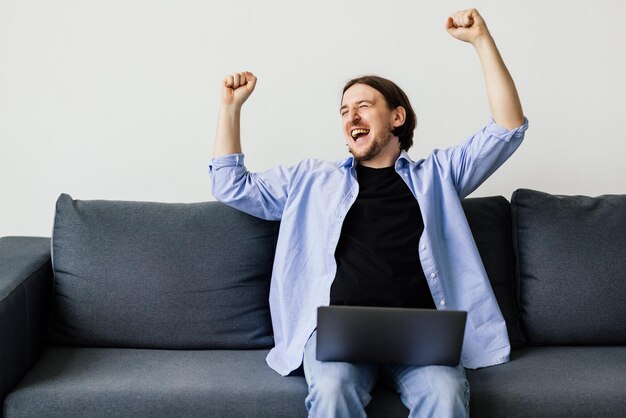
top-left (209, 116), bottom-right (529, 376)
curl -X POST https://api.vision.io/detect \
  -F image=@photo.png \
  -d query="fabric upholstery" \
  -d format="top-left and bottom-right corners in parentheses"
top-left (462, 196), bottom-right (525, 347)
top-left (6, 346), bottom-right (625, 418)
top-left (0, 237), bottom-right (53, 407)
top-left (3, 189), bottom-right (626, 417)
top-left (3, 346), bottom-right (409, 418)
top-left (466, 346), bottom-right (626, 417)
top-left (511, 189), bottom-right (626, 344)
top-left (50, 194), bottom-right (278, 349)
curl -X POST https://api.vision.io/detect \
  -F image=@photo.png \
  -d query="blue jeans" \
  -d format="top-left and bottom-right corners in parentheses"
top-left (303, 330), bottom-right (470, 418)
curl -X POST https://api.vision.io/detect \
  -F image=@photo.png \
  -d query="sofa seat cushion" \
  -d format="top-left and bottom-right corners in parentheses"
top-left (4, 346), bottom-right (409, 418)
top-left (466, 346), bottom-right (626, 417)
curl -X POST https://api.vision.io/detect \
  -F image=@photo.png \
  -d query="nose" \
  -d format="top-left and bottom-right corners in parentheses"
top-left (348, 107), bottom-right (360, 123)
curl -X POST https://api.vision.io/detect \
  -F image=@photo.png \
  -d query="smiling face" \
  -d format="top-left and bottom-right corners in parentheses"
top-left (340, 83), bottom-right (406, 168)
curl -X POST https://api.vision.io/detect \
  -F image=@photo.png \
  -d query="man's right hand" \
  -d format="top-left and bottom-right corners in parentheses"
top-left (221, 71), bottom-right (257, 108)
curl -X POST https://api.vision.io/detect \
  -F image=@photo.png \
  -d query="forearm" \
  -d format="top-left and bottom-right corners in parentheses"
top-left (473, 35), bottom-right (524, 130)
top-left (213, 104), bottom-right (242, 157)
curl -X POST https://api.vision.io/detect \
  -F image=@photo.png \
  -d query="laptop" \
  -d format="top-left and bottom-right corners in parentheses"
top-left (316, 305), bottom-right (467, 366)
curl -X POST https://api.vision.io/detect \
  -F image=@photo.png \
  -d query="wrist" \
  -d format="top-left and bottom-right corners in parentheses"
top-left (471, 32), bottom-right (495, 50)
top-left (220, 103), bottom-right (242, 114)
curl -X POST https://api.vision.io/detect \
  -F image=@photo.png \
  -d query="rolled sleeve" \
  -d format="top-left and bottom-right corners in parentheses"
top-left (208, 153), bottom-right (248, 206)
top-left (208, 153), bottom-right (297, 221)
top-left (484, 116), bottom-right (529, 142)
top-left (441, 116), bottom-right (529, 198)
top-left (209, 152), bottom-right (244, 174)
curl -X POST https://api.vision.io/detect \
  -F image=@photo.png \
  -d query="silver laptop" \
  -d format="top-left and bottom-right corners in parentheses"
top-left (316, 305), bottom-right (467, 366)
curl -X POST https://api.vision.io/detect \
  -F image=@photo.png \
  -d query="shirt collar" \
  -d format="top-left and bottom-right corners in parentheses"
top-left (338, 155), bottom-right (356, 168)
top-left (395, 150), bottom-right (414, 169)
top-left (339, 150), bottom-right (415, 169)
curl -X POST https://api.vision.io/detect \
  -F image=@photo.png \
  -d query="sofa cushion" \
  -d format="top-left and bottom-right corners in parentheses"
top-left (462, 196), bottom-right (525, 347)
top-left (511, 189), bottom-right (626, 345)
top-left (3, 347), bottom-right (409, 418)
top-left (6, 346), bottom-right (625, 418)
top-left (466, 346), bottom-right (626, 417)
top-left (50, 193), bottom-right (277, 349)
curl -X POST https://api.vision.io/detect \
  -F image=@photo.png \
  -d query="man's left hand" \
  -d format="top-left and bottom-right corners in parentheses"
top-left (445, 8), bottom-right (491, 45)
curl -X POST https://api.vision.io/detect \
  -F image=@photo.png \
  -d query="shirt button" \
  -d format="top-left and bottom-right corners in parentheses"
top-left (440, 299), bottom-right (446, 306)
top-left (421, 245), bottom-right (426, 251)
top-left (430, 272), bottom-right (437, 278)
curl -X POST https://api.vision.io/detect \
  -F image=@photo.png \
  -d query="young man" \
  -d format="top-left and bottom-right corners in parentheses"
top-left (210, 8), bottom-right (528, 418)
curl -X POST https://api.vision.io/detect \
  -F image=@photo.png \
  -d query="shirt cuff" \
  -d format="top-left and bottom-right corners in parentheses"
top-left (485, 116), bottom-right (529, 142)
top-left (209, 153), bottom-right (245, 172)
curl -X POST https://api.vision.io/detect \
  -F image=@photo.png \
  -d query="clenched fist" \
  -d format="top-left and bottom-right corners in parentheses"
top-left (221, 71), bottom-right (257, 108)
top-left (445, 8), bottom-right (491, 45)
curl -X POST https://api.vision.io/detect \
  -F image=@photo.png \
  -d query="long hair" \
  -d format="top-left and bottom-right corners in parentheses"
top-left (341, 75), bottom-right (417, 151)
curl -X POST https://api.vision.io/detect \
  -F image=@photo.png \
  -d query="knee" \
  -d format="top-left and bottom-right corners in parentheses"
top-left (312, 374), bottom-right (368, 402)
top-left (428, 372), bottom-right (469, 405)
top-left (306, 373), bottom-right (372, 415)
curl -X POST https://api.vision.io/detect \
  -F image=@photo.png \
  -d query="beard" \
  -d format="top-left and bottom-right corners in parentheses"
top-left (349, 128), bottom-right (394, 162)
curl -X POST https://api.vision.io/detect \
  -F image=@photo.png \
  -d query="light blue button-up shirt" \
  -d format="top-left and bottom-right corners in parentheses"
top-left (209, 116), bottom-right (529, 376)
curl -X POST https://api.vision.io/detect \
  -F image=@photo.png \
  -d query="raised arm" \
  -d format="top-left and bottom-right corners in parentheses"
top-left (445, 9), bottom-right (525, 130)
top-left (214, 71), bottom-right (257, 157)
top-left (210, 71), bottom-right (296, 221)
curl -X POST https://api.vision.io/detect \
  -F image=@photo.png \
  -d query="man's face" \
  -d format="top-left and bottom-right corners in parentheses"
top-left (340, 83), bottom-right (404, 164)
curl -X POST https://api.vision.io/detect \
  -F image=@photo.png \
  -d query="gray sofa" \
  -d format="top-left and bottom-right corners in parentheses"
top-left (1, 189), bottom-right (625, 417)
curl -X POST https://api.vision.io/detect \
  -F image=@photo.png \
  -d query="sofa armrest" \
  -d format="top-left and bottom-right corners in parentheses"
top-left (0, 237), bottom-right (53, 406)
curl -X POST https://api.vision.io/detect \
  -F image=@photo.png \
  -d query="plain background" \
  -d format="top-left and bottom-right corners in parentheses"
top-left (1, 0), bottom-right (625, 238)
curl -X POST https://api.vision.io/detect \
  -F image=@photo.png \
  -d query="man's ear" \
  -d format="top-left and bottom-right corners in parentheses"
top-left (393, 106), bottom-right (406, 128)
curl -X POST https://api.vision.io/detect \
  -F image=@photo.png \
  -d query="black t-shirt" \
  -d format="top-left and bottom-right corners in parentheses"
top-left (330, 163), bottom-right (436, 309)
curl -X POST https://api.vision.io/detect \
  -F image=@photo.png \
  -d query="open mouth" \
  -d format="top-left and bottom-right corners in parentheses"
top-left (351, 128), bottom-right (370, 142)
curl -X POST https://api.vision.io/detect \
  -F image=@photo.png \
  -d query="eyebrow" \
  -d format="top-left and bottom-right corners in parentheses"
top-left (339, 100), bottom-right (374, 113)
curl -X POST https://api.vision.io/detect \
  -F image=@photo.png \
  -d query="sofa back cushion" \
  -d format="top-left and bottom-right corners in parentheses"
top-left (462, 196), bottom-right (525, 348)
top-left (50, 193), bottom-right (278, 349)
top-left (511, 188), bottom-right (626, 345)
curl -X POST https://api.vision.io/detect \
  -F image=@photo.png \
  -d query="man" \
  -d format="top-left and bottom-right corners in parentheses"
top-left (210, 8), bottom-right (528, 418)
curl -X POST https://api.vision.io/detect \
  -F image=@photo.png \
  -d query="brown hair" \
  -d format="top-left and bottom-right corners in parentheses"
top-left (341, 75), bottom-right (417, 151)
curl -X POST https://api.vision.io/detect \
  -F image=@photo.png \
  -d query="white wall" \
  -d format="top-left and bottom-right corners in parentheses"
top-left (1, 0), bottom-right (625, 238)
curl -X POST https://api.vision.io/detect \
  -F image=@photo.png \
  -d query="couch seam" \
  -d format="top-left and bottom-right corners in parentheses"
top-left (510, 190), bottom-right (527, 343)
top-left (24, 276), bottom-right (31, 370)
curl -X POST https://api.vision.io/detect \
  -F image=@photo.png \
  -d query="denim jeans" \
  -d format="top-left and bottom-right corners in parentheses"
top-left (303, 330), bottom-right (470, 418)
